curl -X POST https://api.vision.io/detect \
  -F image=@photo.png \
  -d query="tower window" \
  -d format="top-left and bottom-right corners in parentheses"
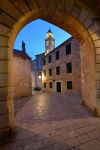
top-left (49, 68), bottom-right (52, 76)
top-left (48, 55), bottom-right (52, 63)
top-left (66, 44), bottom-right (71, 55)
top-left (66, 62), bottom-right (72, 73)
top-left (56, 51), bottom-right (59, 60)
top-left (49, 82), bottom-right (52, 88)
top-left (44, 82), bottom-right (46, 88)
top-left (43, 70), bottom-right (46, 77)
top-left (67, 81), bottom-right (72, 89)
top-left (43, 59), bottom-right (45, 65)
top-left (56, 66), bottom-right (60, 75)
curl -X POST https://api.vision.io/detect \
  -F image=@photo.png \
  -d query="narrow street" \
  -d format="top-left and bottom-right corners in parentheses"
top-left (1, 92), bottom-right (100, 150)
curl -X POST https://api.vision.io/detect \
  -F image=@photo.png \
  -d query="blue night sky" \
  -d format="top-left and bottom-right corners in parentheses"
top-left (14, 19), bottom-right (71, 60)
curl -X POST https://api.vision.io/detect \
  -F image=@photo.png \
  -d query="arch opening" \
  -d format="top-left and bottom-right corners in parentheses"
top-left (0, 1), bottom-right (100, 139)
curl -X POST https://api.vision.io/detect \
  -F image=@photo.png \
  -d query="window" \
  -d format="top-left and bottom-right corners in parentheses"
top-left (49, 82), bottom-right (52, 88)
top-left (48, 55), bottom-right (52, 63)
top-left (66, 43), bottom-right (71, 55)
top-left (67, 81), bottom-right (72, 89)
top-left (44, 82), bottom-right (46, 88)
top-left (56, 66), bottom-right (60, 75)
top-left (43, 70), bottom-right (46, 77)
top-left (56, 51), bottom-right (59, 60)
top-left (66, 62), bottom-right (72, 73)
top-left (49, 68), bottom-right (52, 76)
top-left (43, 59), bottom-right (45, 65)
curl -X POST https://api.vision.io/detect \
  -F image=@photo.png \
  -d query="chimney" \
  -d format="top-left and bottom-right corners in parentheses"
top-left (22, 40), bottom-right (26, 53)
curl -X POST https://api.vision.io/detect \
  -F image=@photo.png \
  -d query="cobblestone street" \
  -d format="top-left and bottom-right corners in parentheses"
top-left (1, 92), bottom-right (100, 150)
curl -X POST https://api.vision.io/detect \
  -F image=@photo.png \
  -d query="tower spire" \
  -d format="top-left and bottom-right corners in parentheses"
top-left (22, 40), bottom-right (26, 53)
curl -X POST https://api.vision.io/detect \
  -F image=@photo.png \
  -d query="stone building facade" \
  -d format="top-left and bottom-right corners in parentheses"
top-left (13, 41), bottom-right (32, 98)
top-left (31, 53), bottom-right (45, 90)
top-left (42, 30), bottom-right (81, 94)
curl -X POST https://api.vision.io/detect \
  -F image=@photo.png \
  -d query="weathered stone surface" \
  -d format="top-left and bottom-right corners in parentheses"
top-left (96, 64), bottom-right (100, 72)
top-left (96, 72), bottom-right (100, 80)
top-left (72, 6), bottom-right (81, 18)
top-left (1, 93), bottom-right (100, 149)
top-left (13, 56), bottom-right (32, 98)
top-left (0, 101), bottom-right (8, 115)
top-left (94, 40), bottom-right (100, 48)
top-left (0, 87), bottom-right (8, 98)
top-left (0, 47), bottom-right (9, 59)
top-left (96, 48), bottom-right (100, 54)
top-left (96, 81), bottom-right (100, 90)
top-left (92, 31), bottom-right (100, 40)
top-left (0, 114), bottom-right (9, 128)
top-left (83, 18), bottom-right (92, 28)
top-left (79, 9), bottom-right (88, 22)
top-left (0, 74), bottom-right (8, 87)
top-left (88, 23), bottom-right (100, 35)
top-left (96, 90), bottom-right (100, 98)
top-left (0, 61), bottom-right (8, 73)
top-left (96, 55), bottom-right (100, 63)
top-left (65, 1), bottom-right (74, 13)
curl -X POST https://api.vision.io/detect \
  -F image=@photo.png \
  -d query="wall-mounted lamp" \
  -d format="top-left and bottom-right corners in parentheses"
top-left (38, 75), bottom-right (42, 79)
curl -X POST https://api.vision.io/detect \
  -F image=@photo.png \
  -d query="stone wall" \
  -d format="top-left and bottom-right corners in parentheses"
top-left (13, 56), bottom-right (32, 99)
top-left (42, 38), bottom-right (81, 94)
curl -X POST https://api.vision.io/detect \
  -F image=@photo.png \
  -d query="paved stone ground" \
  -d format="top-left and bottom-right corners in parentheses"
top-left (1, 92), bottom-right (100, 150)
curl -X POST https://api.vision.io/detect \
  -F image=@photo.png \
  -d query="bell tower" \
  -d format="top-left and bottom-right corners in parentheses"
top-left (45, 28), bottom-right (55, 55)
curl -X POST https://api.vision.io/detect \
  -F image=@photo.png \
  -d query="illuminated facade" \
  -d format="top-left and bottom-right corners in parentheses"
top-left (31, 53), bottom-right (45, 90)
top-left (42, 37), bottom-right (81, 94)
top-left (32, 30), bottom-right (81, 94)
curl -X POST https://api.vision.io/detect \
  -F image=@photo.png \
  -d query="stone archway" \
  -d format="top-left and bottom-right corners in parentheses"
top-left (0, 0), bottom-right (100, 139)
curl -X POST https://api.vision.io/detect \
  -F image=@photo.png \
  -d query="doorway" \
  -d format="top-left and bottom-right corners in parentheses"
top-left (56, 82), bottom-right (61, 92)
